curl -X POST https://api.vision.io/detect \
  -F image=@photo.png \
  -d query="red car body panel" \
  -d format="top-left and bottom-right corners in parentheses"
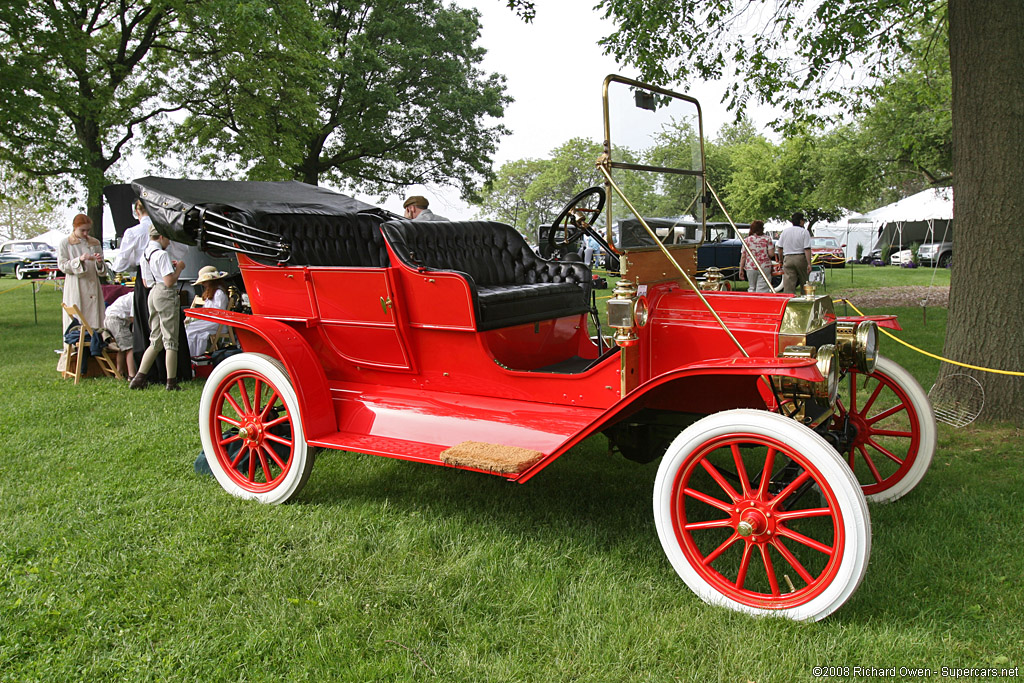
top-left (188, 250), bottom-right (830, 481)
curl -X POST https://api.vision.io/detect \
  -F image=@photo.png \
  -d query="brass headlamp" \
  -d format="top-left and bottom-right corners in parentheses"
top-left (836, 320), bottom-right (878, 374)
top-left (777, 343), bottom-right (839, 406)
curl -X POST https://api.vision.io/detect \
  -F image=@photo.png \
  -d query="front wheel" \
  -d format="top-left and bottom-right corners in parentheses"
top-left (199, 353), bottom-right (315, 504)
top-left (15, 265), bottom-right (27, 280)
top-left (654, 409), bottom-right (870, 621)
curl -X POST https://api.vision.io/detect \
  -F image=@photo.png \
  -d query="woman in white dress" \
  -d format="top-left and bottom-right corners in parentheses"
top-left (186, 266), bottom-right (230, 357)
top-left (57, 213), bottom-right (107, 332)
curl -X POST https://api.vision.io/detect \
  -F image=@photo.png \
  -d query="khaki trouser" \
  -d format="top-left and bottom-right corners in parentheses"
top-left (782, 254), bottom-right (809, 294)
top-left (147, 283), bottom-right (180, 352)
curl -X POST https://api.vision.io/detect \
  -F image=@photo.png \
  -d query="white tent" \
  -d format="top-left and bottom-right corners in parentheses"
top-left (848, 187), bottom-right (954, 258)
top-left (848, 187), bottom-right (953, 224)
top-left (33, 228), bottom-right (71, 248)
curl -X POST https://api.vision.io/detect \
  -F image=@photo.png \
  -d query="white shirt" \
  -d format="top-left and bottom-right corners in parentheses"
top-left (111, 216), bottom-right (187, 271)
top-left (141, 241), bottom-right (173, 288)
top-left (106, 292), bottom-right (134, 319)
top-left (110, 217), bottom-right (150, 272)
top-left (776, 224), bottom-right (811, 255)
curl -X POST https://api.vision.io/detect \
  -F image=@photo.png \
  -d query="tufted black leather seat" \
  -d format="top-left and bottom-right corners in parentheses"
top-left (246, 212), bottom-right (390, 267)
top-left (381, 220), bottom-right (592, 331)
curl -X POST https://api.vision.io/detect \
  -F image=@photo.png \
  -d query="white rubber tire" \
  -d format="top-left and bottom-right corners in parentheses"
top-left (654, 409), bottom-right (871, 621)
top-left (199, 352), bottom-right (314, 504)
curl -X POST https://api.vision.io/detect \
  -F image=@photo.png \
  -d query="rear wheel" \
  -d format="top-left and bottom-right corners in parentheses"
top-left (199, 353), bottom-right (314, 504)
top-left (833, 355), bottom-right (936, 502)
top-left (654, 409), bottom-right (870, 621)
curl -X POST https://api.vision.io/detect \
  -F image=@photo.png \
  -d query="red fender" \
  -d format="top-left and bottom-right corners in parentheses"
top-left (514, 356), bottom-right (820, 482)
top-left (837, 314), bottom-right (902, 331)
top-left (187, 308), bottom-right (335, 440)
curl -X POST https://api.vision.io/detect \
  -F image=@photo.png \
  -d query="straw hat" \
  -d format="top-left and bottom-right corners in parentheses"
top-left (194, 265), bottom-right (229, 284)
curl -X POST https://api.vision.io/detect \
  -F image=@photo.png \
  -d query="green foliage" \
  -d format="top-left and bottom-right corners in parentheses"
top-left (0, 0), bottom-right (195, 227)
top-left (476, 137), bottom-right (611, 240)
top-left (151, 0), bottom-right (510, 200)
top-left (0, 164), bottom-right (63, 240)
top-left (594, 0), bottom-right (949, 127)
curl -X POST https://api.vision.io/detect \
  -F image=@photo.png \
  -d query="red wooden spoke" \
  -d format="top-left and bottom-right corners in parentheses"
top-left (774, 507), bottom-right (833, 522)
top-left (264, 431), bottom-right (292, 448)
top-left (261, 443), bottom-right (287, 471)
top-left (683, 486), bottom-right (734, 513)
top-left (861, 379), bottom-right (885, 416)
top-left (867, 403), bottom-right (906, 425)
top-left (865, 438), bottom-right (905, 466)
top-left (684, 518), bottom-right (734, 531)
top-left (216, 414), bottom-right (242, 429)
top-left (235, 378), bottom-right (253, 415)
top-left (759, 543), bottom-right (781, 597)
top-left (222, 392), bottom-right (245, 420)
top-left (699, 458), bottom-right (741, 503)
top-left (259, 391), bottom-right (281, 421)
top-left (775, 526), bottom-right (835, 556)
top-left (768, 470), bottom-right (812, 509)
top-left (858, 445), bottom-right (884, 483)
top-left (703, 533), bottom-right (741, 566)
top-left (756, 447), bottom-right (777, 500)
top-left (731, 443), bottom-right (752, 497)
top-left (770, 537), bottom-right (816, 585)
top-left (736, 543), bottom-right (755, 590)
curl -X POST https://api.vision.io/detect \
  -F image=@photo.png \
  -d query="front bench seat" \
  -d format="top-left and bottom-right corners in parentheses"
top-left (381, 220), bottom-right (592, 331)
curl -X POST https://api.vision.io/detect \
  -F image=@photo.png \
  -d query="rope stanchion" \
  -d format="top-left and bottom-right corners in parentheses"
top-left (836, 298), bottom-right (1024, 377)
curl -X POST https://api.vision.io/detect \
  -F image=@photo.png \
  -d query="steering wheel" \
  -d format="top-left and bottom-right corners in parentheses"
top-left (547, 186), bottom-right (606, 252)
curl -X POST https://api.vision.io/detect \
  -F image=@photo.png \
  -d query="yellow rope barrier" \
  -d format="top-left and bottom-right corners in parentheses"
top-left (836, 298), bottom-right (1024, 377)
top-left (0, 280), bottom-right (38, 294)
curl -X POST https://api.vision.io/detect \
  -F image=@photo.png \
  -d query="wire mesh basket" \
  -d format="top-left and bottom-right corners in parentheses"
top-left (928, 373), bottom-right (985, 428)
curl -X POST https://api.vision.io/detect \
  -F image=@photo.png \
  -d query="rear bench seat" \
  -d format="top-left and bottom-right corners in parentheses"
top-left (381, 220), bottom-right (592, 331)
top-left (250, 213), bottom-right (391, 267)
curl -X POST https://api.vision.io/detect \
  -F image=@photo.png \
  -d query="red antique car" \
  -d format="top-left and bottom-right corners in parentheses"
top-left (136, 76), bottom-right (934, 621)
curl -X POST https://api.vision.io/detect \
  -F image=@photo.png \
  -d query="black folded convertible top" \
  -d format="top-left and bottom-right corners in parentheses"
top-left (132, 176), bottom-right (390, 246)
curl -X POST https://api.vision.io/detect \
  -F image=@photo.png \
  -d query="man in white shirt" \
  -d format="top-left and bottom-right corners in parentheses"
top-left (776, 212), bottom-right (812, 294)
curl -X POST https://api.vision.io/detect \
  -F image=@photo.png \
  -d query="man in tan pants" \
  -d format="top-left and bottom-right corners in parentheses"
top-left (776, 212), bottom-right (812, 294)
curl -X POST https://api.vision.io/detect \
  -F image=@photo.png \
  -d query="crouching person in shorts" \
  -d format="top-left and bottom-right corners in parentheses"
top-left (104, 292), bottom-right (137, 380)
top-left (130, 224), bottom-right (186, 391)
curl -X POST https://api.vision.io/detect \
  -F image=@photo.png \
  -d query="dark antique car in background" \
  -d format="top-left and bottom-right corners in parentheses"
top-left (138, 76), bottom-right (935, 621)
top-left (0, 240), bottom-right (60, 280)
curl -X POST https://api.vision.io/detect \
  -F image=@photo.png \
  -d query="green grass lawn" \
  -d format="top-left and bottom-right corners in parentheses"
top-left (1, 276), bottom-right (1021, 682)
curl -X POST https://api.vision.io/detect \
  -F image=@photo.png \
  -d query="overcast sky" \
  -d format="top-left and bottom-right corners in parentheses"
top-left (101, 1), bottom-right (776, 232)
top-left (383, 0), bottom-right (783, 220)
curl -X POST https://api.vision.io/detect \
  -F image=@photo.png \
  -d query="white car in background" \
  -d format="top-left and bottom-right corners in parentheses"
top-left (889, 248), bottom-right (914, 265)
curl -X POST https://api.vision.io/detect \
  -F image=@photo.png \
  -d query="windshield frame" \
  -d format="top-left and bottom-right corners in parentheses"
top-left (600, 74), bottom-right (707, 254)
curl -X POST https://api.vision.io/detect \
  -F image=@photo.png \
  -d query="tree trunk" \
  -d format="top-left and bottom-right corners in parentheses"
top-left (944, 0), bottom-right (1024, 422)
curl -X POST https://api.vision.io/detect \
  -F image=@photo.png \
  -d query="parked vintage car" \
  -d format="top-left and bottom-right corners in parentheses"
top-left (917, 241), bottom-right (952, 268)
top-left (137, 76), bottom-right (935, 621)
top-left (810, 236), bottom-right (847, 267)
top-left (0, 240), bottom-right (59, 279)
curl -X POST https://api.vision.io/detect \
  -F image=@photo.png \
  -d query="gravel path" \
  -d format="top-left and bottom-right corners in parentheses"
top-left (830, 285), bottom-right (949, 308)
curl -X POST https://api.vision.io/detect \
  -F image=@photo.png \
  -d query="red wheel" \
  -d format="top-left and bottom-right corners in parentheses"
top-left (654, 410), bottom-right (870, 621)
top-left (833, 355), bottom-right (935, 502)
top-left (199, 353), bottom-right (314, 503)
